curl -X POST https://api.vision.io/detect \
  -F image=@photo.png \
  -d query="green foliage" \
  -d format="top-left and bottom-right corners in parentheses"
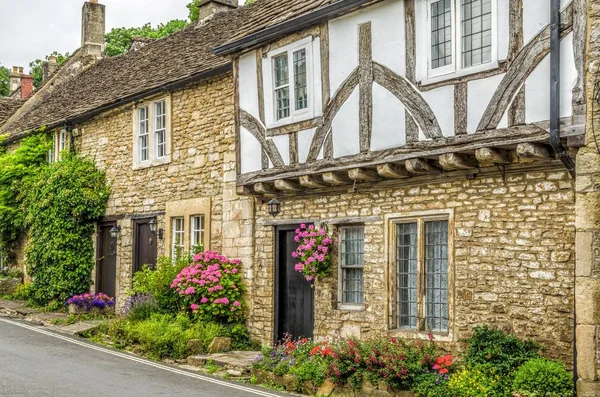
top-left (7, 282), bottom-right (32, 301)
top-left (0, 134), bottom-right (51, 261)
top-left (87, 313), bottom-right (255, 360)
top-left (447, 367), bottom-right (509, 397)
top-left (29, 52), bottom-right (69, 89)
top-left (463, 326), bottom-right (541, 376)
top-left (25, 154), bottom-right (110, 307)
top-left (412, 372), bottom-right (450, 397)
top-left (512, 358), bottom-right (574, 397)
top-left (104, 20), bottom-right (188, 57)
top-left (131, 255), bottom-right (191, 312)
top-left (0, 64), bottom-right (9, 97)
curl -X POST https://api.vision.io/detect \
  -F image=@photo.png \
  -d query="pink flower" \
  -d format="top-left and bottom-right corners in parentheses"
top-left (307, 257), bottom-right (315, 263)
top-left (319, 228), bottom-right (326, 236)
top-left (308, 224), bottom-right (315, 230)
top-left (292, 252), bottom-right (298, 258)
top-left (221, 298), bottom-right (230, 305)
top-left (185, 287), bottom-right (195, 295)
top-left (215, 285), bottom-right (224, 291)
top-left (321, 247), bottom-right (329, 254)
top-left (208, 287), bottom-right (215, 293)
top-left (323, 238), bottom-right (331, 245)
top-left (190, 304), bottom-right (200, 310)
top-left (294, 235), bottom-right (300, 242)
top-left (300, 223), bottom-right (306, 229)
top-left (232, 268), bottom-right (239, 274)
top-left (233, 301), bottom-right (241, 307)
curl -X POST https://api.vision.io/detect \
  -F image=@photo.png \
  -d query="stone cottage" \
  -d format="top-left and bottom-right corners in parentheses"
top-left (211, 0), bottom-right (600, 393)
top-left (0, 0), bottom-right (253, 304)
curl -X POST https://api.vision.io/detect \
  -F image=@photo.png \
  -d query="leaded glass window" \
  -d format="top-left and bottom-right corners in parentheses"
top-left (154, 100), bottom-right (167, 159)
top-left (430, 0), bottom-right (453, 69)
top-left (425, 220), bottom-right (449, 332)
top-left (293, 49), bottom-right (308, 111)
top-left (461, 0), bottom-right (492, 67)
top-left (273, 54), bottom-right (290, 120)
top-left (138, 106), bottom-right (149, 162)
top-left (172, 217), bottom-right (184, 259)
top-left (340, 226), bottom-right (365, 305)
top-left (190, 215), bottom-right (205, 254)
top-left (397, 223), bottom-right (418, 329)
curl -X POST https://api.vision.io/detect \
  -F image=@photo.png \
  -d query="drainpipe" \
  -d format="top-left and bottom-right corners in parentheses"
top-left (550, 0), bottom-right (576, 178)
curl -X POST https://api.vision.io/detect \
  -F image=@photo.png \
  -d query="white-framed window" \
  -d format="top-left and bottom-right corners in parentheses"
top-left (48, 129), bottom-right (71, 164)
top-left (171, 217), bottom-right (184, 260)
top-left (134, 97), bottom-right (171, 167)
top-left (58, 130), bottom-right (68, 161)
top-left (154, 100), bottom-right (167, 159)
top-left (263, 37), bottom-right (322, 128)
top-left (48, 134), bottom-right (56, 165)
top-left (394, 218), bottom-right (449, 333)
top-left (190, 215), bottom-right (205, 254)
top-left (420, 0), bottom-right (497, 80)
top-left (339, 226), bottom-right (365, 307)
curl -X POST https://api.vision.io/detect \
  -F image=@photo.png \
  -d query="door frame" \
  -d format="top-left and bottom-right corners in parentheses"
top-left (96, 221), bottom-right (117, 295)
top-left (273, 223), bottom-right (314, 344)
top-left (132, 217), bottom-right (157, 275)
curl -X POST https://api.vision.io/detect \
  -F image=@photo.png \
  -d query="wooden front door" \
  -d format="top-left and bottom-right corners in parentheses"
top-left (275, 226), bottom-right (314, 342)
top-left (96, 222), bottom-right (117, 298)
top-left (134, 218), bottom-right (157, 273)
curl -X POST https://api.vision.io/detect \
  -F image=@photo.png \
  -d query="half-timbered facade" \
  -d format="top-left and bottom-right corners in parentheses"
top-left (216, 0), bottom-right (587, 368)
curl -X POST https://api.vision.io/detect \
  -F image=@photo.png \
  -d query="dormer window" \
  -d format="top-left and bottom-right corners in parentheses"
top-left (134, 96), bottom-right (171, 168)
top-left (418, 0), bottom-right (497, 82)
top-left (263, 37), bottom-right (322, 128)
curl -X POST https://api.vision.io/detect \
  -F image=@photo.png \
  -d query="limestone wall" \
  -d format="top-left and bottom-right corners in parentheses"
top-left (248, 168), bottom-right (576, 365)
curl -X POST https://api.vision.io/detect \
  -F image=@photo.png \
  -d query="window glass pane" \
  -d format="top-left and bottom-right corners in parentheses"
top-left (397, 223), bottom-right (418, 329)
top-left (154, 101), bottom-right (167, 159)
top-left (275, 87), bottom-right (290, 120)
top-left (425, 220), bottom-right (449, 332)
top-left (293, 49), bottom-right (308, 111)
top-left (172, 217), bottom-right (184, 259)
top-left (431, 0), bottom-right (452, 69)
top-left (461, 0), bottom-right (492, 68)
top-left (340, 227), bottom-right (365, 304)
top-left (190, 215), bottom-right (205, 254)
top-left (273, 53), bottom-right (290, 120)
top-left (138, 107), bottom-right (149, 162)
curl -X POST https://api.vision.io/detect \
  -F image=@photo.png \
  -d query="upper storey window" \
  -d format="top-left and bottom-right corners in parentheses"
top-left (134, 97), bottom-right (171, 169)
top-left (420, 0), bottom-right (496, 81)
top-left (263, 37), bottom-right (321, 129)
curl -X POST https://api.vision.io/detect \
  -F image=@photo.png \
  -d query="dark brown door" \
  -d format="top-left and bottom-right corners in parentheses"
top-left (134, 218), bottom-right (157, 273)
top-left (96, 223), bottom-right (117, 298)
top-left (275, 226), bottom-right (314, 342)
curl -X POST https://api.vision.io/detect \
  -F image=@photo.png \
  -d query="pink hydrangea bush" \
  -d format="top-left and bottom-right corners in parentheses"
top-left (171, 251), bottom-right (245, 323)
top-left (293, 223), bottom-right (335, 282)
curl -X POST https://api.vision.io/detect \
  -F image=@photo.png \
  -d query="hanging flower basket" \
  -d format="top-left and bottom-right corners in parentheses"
top-left (292, 223), bottom-right (335, 283)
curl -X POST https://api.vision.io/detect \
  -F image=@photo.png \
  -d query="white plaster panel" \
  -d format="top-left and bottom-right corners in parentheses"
top-left (371, 82), bottom-right (406, 150)
top-left (523, 0), bottom-right (569, 45)
top-left (271, 135), bottom-right (290, 166)
top-left (421, 85), bottom-right (455, 137)
top-left (497, 0), bottom-right (510, 60)
top-left (332, 87), bottom-right (360, 158)
top-left (467, 73), bottom-right (506, 133)
top-left (525, 33), bottom-right (576, 123)
top-left (328, 0), bottom-right (405, 95)
top-left (240, 127), bottom-right (262, 174)
top-left (238, 51), bottom-right (260, 120)
top-left (298, 128), bottom-right (316, 164)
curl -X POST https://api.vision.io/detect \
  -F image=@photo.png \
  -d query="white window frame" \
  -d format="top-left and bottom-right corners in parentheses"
top-left (338, 225), bottom-right (366, 311)
top-left (137, 106), bottom-right (149, 163)
top-left (133, 96), bottom-right (171, 169)
top-left (49, 129), bottom-right (71, 164)
top-left (418, 0), bottom-right (498, 84)
top-left (171, 217), bottom-right (185, 260)
top-left (154, 100), bottom-right (167, 159)
top-left (190, 215), bottom-right (205, 254)
top-left (263, 36), bottom-right (322, 129)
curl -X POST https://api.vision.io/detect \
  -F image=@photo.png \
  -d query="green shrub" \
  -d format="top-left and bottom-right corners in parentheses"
top-left (447, 367), bottom-right (509, 397)
top-left (25, 154), bottom-right (110, 307)
top-left (131, 256), bottom-right (190, 312)
top-left (412, 372), bottom-right (450, 397)
top-left (463, 326), bottom-right (540, 376)
top-left (8, 282), bottom-right (31, 301)
top-left (512, 358), bottom-right (573, 397)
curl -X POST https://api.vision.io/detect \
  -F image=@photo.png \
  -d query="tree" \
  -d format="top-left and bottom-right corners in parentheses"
top-left (29, 52), bottom-right (69, 89)
top-left (0, 64), bottom-right (9, 97)
top-left (104, 20), bottom-right (188, 57)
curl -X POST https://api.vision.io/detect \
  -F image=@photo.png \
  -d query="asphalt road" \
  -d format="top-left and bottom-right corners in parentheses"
top-left (0, 317), bottom-right (288, 397)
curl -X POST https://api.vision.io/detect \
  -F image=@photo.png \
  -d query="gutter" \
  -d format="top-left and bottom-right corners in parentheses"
top-left (550, 0), bottom-right (576, 178)
top-left (214, 0), bottom-right (381, 56)
top-left (3, 63), bottom-right (233, 145)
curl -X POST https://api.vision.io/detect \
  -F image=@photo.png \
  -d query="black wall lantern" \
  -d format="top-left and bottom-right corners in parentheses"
top-left (108, 225), bottom-right (121, 256)
top-left (149, 218), bottom-right (164, 240)
top-left (267, 198), bottom-right (281, 217)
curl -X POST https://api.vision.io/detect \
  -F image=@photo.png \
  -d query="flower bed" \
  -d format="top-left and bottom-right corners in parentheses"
top-left (292, 224), bottom-right (335, 282)
top-left (66, 292), bottom-right (115, 314)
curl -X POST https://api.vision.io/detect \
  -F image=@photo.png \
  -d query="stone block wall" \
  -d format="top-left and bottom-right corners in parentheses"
top-left (247, 168), bottom-right (576, 365)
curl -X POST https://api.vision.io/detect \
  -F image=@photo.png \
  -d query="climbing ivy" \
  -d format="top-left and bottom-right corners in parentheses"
top-left (24, 154), bottom-right (110, 308)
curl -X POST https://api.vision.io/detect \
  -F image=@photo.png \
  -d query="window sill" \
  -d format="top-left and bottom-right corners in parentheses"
top-left (388, 329), bottom-right (453, 342)
top-left (133, 156), bottom-right (171, 170)
top-left (266, 111), bottom-right (318, 130)
top-left (419, 60), bottom-right (501, 88)
top-left (337, 304), bottom-right (365, 312)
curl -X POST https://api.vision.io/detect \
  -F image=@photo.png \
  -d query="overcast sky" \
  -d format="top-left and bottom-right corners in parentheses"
top-left (0, 0), bottom-right (244, 73)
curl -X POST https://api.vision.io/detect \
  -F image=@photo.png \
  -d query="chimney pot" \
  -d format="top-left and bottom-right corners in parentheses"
top-left (18, 67), bottom-right (24, 74)
top-left (82, 1), bottom-right (106, 56)
top-left (12, 66), bottom-right (18, 73)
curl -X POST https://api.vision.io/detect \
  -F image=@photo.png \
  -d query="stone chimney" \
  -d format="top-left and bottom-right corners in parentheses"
top-left (9, 66), bottom-right (34, 99)
top-left (42, 55), bottom-right (59, 83)
top-left (81, 0), bottom-right (106, 56)
top-left (197, 0), bottom-right (237, 21)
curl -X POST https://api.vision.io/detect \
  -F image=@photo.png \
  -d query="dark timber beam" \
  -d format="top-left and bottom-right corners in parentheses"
top-left (254, 182), bottom-right (277, 195)
top-left (405, 158), bottom-right (441, 175)
top-left (439, 153), bottom-right (478, 171)
top-left (349, 168), bottom-right (380, 182)
top-left (274, 179), bottom-right (304, 192)
top-left (323, 171), bottom-right (353, 185)
top-left (475, 148), bottom-right (513, 164)
top-left (516, 143), bottom-right (552, 160)
top-left (377, 163), bottom-right (410, 179)
top-left (299, 175), bottom-right (328, 189)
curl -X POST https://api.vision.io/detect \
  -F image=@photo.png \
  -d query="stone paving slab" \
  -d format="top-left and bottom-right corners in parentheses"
top-left (187, 350), bottom-right (259, 373)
